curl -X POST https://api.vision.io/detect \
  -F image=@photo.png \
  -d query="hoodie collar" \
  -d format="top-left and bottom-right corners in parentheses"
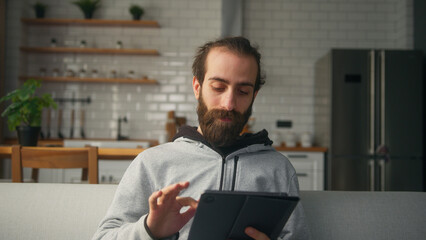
top-left (173, 125), bottom-right (272, 157)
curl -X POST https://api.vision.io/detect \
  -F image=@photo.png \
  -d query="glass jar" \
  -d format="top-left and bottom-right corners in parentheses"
top-left (109, 70), bottom-right (117, 79)
top-left (39, 67), bottom-right (47, 77)
top-left (127, 70), bottom-right (135, 79)
top-left (52, 68), bottom-right (60, 77)
top-left (65, 69), bottom-right (75, 77)
top-left (91, 69), bottom-right (99, 78)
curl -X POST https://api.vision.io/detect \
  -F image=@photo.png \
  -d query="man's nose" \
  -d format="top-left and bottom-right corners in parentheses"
top-left (222, 92), bottom-right (236, 111)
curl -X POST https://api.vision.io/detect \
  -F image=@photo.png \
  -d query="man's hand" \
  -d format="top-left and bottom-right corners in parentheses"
top-left (244, 227), bottom-right (271, 240)
top-left (146, 182), bottom-right (198, 238)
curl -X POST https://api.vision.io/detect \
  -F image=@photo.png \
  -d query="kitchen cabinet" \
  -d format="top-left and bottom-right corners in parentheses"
top-left (20, 18), bottom-right (160, 84)
top-left (279, 150), bottom-right (325, 191)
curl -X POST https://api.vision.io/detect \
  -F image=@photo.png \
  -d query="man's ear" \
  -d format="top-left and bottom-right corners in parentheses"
top-left (192, 76), bottom-right (201, 100)
top-left (253, 90), bottom-right (259, 100)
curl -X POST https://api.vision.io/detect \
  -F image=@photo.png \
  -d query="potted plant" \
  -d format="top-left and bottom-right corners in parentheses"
top-left (72, 0), bottom-right (101, 19)
top-left (33, 2), bottom-right (47, 19)
top-left (0, 79), bottom-right (57, 146)
top-left (129, 5), bottom-right (144, 20)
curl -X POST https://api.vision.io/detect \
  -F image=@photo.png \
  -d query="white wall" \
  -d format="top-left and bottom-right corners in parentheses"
top-left (244, 0), bottom-right (413, 139)
top-left (4, 0), bottom-right (413, 143)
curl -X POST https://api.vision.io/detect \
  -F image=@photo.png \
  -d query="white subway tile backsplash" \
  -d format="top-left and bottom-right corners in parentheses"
top-left (4, 0), bottom-right (414, 141)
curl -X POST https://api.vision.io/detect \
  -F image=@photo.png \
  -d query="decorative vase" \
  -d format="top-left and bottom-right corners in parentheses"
top-left (84, 11), bottom-right (94, 19)
top-left (132, 14), bottom-right (141, 20)
top-left (16, 126), bottom-right (41, 146)
top-left (35, 8), bottom-right (45, 18)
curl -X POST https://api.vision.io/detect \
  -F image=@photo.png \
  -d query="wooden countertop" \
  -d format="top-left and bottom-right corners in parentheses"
top-left (0, 145), bottom-right (144, 160)
top-left (1, 144), bottom-right (326, 160)
top-left (0, 146), bottom-right (11, 158)
top-left (1, 138), bottom-right (327, 160)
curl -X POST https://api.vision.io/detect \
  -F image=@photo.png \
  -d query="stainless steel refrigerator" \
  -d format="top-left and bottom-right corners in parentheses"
top-left (314, 49), bottom-right (424, 191)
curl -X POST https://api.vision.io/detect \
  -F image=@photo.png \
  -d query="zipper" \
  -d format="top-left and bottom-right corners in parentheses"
top-left (219, 155), bottom-right (240, 191)
top-left (219, 156), bottom-right (226, 191)
top-left (231, 156), bottom-right (239, 191)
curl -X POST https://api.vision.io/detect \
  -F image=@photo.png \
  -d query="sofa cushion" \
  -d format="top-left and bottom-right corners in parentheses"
top-left (300, 191), bottom-right (426, 240)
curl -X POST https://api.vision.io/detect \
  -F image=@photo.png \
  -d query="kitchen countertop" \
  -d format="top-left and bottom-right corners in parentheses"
top-left (0, 145), bottom-right (145, 160)
top-left (1, 141), bottom-right (327, 160)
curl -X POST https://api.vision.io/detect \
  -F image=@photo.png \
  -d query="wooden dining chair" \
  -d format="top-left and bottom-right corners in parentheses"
top-left (11, 145), bottom-right (99, 184)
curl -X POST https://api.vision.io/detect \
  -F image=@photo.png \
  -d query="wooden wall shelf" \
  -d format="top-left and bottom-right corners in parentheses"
top-left (21, 18), bottom-right (160, 27)
top-left (20, 47), bottom-right (159, 56)
top-left (19, 76), bottom-right (158, 85)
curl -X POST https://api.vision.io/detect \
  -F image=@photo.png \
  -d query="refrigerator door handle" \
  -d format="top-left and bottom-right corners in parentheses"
top-left (369, 50), bottom-right (375, 154)
top-left (379, 159), bottom-right (386, 191)
top-left (368, 159), bottom-right (375, 191)
top-left (380, 50), bottom-right (386, 147)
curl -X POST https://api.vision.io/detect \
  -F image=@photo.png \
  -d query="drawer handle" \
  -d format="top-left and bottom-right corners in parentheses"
top-left (287, 155), bottom-right (308, 158)
top-left (296, 173), bottom-right (308, 177)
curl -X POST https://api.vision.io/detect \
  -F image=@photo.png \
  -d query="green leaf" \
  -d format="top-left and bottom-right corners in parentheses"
top-left (0, 79), bottom-right (56, 130)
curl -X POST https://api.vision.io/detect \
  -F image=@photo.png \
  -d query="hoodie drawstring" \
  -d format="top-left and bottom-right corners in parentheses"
top-left (231, 156), bottom-right (239, 191)
top-left (219, 156), bottom-right (226, 191)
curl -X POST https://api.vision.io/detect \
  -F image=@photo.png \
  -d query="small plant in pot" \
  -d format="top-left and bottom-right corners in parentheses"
top-left (129, 5), bottom-right (144, 20)
top-left (33, 2), bottom-right (47, 19)
top-left (72, 0), bottom-right (101, 19)
top-left (0, 79), bottom-right (57, 146)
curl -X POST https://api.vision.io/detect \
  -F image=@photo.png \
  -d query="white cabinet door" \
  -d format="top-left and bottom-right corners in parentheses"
top-left (279, 151), bottom-right (325, 191)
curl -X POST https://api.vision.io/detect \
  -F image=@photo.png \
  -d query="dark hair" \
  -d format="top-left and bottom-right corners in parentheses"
top-left (192, 36), bottom-right (265, 92)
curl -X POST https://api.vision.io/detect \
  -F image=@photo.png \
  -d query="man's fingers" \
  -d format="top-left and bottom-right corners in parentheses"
top-left (156, 182), bottom-right (191, 205)
top-left (180, 205), bottom-right (197, 223)
top-left (244, 227), bottom-right (270, 240)
top-left (159, 182), bottom-right (190, 203)
top-left (176, 196), bottom-right (198, 209)
top-left (149, 190), bottom-right (162, 210)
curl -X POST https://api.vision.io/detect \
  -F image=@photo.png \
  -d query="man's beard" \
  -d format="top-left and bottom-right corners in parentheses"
top-left (197, 94), bottom-right (253, 147)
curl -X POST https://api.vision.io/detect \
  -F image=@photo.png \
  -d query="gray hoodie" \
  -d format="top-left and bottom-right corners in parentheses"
top-left (93, 126), bottom-right (311, 240)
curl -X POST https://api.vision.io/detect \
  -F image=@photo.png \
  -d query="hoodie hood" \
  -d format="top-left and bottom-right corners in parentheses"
top-left (172, 125), bottom-right (273, 157)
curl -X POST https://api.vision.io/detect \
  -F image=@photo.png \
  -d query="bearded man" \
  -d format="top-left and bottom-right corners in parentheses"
top-left (93, 37), bottom-right (311, 240)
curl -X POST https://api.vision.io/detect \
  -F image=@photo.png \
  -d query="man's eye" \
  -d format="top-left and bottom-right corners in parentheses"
top-left (239, 89), bottom-right (249, 95)
top-left (212, 87), bottom-right (225, 92)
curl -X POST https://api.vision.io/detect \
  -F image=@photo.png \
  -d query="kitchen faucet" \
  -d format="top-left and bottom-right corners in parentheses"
top-left (117, 116), bottom-right (129, 140)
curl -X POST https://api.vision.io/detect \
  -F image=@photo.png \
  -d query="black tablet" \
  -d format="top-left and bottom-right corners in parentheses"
top-left (187, 190), bottom-right (300, 240)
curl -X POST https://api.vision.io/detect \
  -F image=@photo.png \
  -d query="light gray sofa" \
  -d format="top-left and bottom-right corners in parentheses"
top-left (0, 183), bottom-right (425, 240)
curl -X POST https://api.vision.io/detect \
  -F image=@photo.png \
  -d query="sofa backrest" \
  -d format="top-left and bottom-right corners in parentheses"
top-left (300, 191), bottom-right (426, 240)
top-left (1, 183), bottom-right (425, 240)
top-left (0, 183), bottom-right (117, 240)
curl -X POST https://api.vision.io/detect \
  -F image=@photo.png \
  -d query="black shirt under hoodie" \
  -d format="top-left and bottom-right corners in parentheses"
top-left (173, 125), bottom-right (273, 158)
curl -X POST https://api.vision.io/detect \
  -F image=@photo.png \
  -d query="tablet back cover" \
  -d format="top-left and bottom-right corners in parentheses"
top-left (187, 191), bottom-right (299, 240)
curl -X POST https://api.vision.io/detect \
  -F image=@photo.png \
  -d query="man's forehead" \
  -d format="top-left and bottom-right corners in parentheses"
top-left (207, 46), bottom-right (242, 59)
